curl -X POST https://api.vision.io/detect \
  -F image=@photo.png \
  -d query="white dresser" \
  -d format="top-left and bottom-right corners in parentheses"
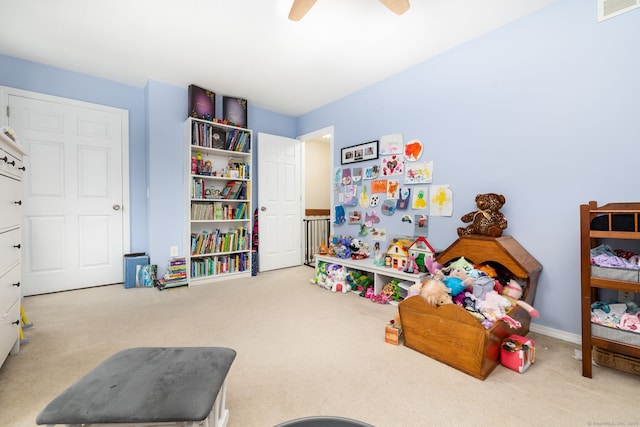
top-left (0, 130), bottom-right (25, 368)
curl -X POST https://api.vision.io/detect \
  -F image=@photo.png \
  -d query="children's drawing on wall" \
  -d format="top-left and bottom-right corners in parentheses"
top-left (342, 168), bottom-right (352, 185)
top-left (363, 165), bottom-right (379, 179)
top-left (401, 214), bottom-right (412, 224)
top-left (370, 227), bottom-right (387, 241)
top-left (334, 205), bottom-right (346, 225)
top-left (371, 179), bottom-right (387, 193)
top-left (359, 185), bottom-right (370, 208)
top-left (396, 187), bottom-right (411, 209)
top-left (404, 139), bottom-right (423, 162)
top-left (381, 155), bottom-right (404, 176)
top-left (429, 185), bottom-right (453, 216)
top-left (369, 194), bottom-right (380, 207)
top-left (334, 167), bottom-right (342, 184)
top-left (386, 179), bottom-right (400, 199)
top-left (411, 187), bottom-right (428, 210)
top-left (343, 184), bottom-right (358, 206)
top-left (381, 200), bottom-right (396, 216)
top-left (379, 133), bottom-right (403, 155)
top-left (348, 210), bottom-right (362, 224)
top-left (364, 210), bottom-right (380, 227)
top-left (405, 161), bottom-right (433, 184)
top-left (414, 214), bottom-right (429, 237)
top-left (352, 167), bottom-right (362, 184)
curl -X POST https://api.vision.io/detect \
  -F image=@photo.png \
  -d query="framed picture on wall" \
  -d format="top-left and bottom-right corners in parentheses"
top-left (341, 140), bottom-right (379, 165)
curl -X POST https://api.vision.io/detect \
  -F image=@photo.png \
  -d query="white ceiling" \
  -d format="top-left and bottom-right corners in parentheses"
top-left (0, 0), bottom-right (558, 117)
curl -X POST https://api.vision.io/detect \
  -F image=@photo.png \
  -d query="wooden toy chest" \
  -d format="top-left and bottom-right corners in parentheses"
top-left (398, 235), bottom-right (542, 380)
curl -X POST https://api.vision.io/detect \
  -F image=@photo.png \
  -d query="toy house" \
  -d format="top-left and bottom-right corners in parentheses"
top-left (385, 239), bottom-right (412, 270)
top-left (408, 237), bottom-right (436, 273)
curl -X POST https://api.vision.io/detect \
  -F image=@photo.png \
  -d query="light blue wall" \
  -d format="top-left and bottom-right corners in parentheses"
top-left (297, 0), bottom-right (640, 335)
top-left (0, 54), bottom-right (149, 252)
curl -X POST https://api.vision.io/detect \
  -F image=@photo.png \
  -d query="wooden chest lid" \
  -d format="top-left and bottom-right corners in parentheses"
top-left (436, 235), bottom-right (542, 278)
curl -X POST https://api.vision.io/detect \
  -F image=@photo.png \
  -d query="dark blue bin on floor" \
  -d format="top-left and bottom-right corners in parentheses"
top-left (123, 253), bottom-right (149, 288)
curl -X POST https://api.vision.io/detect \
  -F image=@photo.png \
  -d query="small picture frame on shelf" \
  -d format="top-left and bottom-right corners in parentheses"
top-left (188, 85), bottom-right (215, 120)
top-left (222, 96), bottom-right (248, 128)
top-left (341, 140), bottom-right (379, 165)
top-left (211, 129), bottom-right (226, 149)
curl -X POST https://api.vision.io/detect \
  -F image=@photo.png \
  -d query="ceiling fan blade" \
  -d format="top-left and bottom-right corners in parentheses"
top-left (289, 0), bottom-right (317, 21)
top-left (379, 0), bottom-right (410, 15)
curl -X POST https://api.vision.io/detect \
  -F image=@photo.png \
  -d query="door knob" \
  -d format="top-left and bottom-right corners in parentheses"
top-left (113, 204), bottom-right (121, 211)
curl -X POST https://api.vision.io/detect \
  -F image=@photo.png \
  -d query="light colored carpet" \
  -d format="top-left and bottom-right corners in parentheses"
top-left (0, 266), bottom-right (638, 427)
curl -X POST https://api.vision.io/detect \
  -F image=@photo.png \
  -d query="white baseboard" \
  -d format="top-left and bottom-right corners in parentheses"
top-left (530, 323), bottom-right (581, 345)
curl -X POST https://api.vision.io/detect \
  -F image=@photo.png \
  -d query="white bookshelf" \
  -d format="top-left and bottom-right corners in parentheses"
top-left (184, 118), bottom-right (252, 285)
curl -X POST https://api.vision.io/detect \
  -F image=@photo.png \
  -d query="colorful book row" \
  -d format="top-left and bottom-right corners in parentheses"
top-left (191, 121), bottom-right (251, 153)
top-left (190, 252), bottom-right (250, 278)
top-left (191, 202), bottom-right (248, 221)
top-left (191, 227), bottom-right (250, 255)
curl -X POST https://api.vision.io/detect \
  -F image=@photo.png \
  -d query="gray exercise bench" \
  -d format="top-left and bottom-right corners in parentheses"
top-left (36, 347), bottom-right (236, 427)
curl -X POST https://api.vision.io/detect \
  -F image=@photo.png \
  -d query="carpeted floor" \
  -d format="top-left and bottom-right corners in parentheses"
top-left (0, 266), bottom-right (638, 426)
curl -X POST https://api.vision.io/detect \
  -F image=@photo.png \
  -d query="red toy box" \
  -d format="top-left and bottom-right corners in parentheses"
top-left (500, 335), bottom-right (535, 373)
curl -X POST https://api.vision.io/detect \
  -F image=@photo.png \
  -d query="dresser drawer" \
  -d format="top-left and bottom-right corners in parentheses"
top-left (0, 229), bottom-right (21, 273)
top-left (0, 263), bottom-right (20, 316)
top-left (0, 145), bottom-right (24, 180)
top-left (0, 299), bottom-right (20, 367)
top-left (0, 174), bottom-right (21, 232)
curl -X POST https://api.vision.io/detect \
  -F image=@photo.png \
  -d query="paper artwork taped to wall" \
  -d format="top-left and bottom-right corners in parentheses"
top-left (371, 179), bottom-right (387, 193)
top-left (379, 133), bottom-right (403, 155)
top-left (348, 210), bottom-right (362, 224)
top-left (396, 187), bottom-right (411, 210)
top-left (429, 185), bottom-right (453, 217)
top-left (387, 179), bottom-right (400, 199)
top-left (381, 155), bottom-right (404, 176)
top-left (342, 168), bottom-right (352, 185)
top-left (404, 139), bottom-right (423, 162)
top-left (405, 161), bottom-right (433, 184)
top-left (364, 165), bottom-right (380, 180)
top-left (359, 185), bottom-right (370, 208)
top-left (370, 227), bottom-right (387, 241)
top-left (411, 187), bottom-right (428, 210)
top-left (334, 167), bottom-right (342, 184)
top-left (343, 184), bottom-right (358, 206)
top-left (414, 214), bottom-right (429, 237)
top-left (352, 168), bottom-right (362, 184)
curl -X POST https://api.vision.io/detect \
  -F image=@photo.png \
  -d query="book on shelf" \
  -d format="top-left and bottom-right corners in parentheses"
top-left (235, 203), bottom-right (246, 219)
top-left (220, 180), bottom-right (236, 198)
top-left (227, 181), bottom-right (243, 199)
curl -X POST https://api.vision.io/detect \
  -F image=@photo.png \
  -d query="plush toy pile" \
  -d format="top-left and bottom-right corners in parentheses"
top-left (457, 193), bottom-right (508, 237)
top-left (432, 258), bottom-right (539, 329)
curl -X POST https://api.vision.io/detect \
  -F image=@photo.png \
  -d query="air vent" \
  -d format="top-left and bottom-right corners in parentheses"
top-left (598, 0), bottom-right (640, 21)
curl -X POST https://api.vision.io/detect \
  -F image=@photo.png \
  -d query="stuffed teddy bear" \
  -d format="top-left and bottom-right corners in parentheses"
top-left (457, 193), bottom-right (508, 237)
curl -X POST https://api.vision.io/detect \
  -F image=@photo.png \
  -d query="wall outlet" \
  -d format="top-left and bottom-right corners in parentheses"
top-left (170, 246), bottom-right (178, 257)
